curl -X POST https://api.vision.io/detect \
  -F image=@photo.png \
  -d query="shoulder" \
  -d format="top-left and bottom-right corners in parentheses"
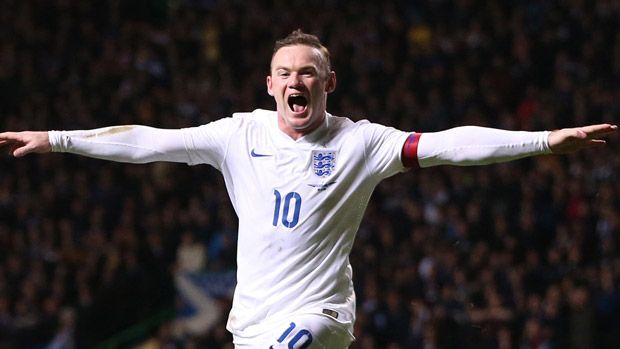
top-left (232, 109), bottom-right (277, 126)
top-left (325, 113), bottom-right (370, 136)
top-left (194, 109), bottom-right (275, 134)
top-left (328, 114), bottom-right (412, 158)
top-left (327, 113), bottom-right (403, 139)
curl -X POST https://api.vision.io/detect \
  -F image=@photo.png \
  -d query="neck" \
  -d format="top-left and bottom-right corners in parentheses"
top-left (278, 113), bottom-right (326, 140)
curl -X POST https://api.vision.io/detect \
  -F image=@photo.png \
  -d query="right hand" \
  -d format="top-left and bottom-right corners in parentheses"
top-left (0, 131), bottom-right (52, 157)
top-left (547, 124), bottom-right (617, 154)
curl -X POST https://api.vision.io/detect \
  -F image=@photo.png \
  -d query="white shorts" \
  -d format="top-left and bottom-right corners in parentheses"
top-left (233, 312), bottom-right (355, 349)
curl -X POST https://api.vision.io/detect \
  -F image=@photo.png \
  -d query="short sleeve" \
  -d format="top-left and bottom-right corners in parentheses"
top-left (357, 122), bottom-right (412, 179)
top-left (181, 116), bottom-right (241, 169)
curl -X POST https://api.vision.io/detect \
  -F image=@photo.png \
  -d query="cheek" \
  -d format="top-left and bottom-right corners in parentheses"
top-left (311, 87), bottom-right (326, 104)
top-left (267, 77), bottom-right (280, 96)
top-left (271, 84), bottom-right (285, 97)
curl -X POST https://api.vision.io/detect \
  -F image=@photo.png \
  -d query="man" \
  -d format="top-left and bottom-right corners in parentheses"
top-left (0, 30), bottom-right (616, 348)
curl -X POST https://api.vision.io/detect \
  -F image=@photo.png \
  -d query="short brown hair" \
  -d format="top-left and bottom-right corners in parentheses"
top-left (271, 29), bottom-right (331, 77)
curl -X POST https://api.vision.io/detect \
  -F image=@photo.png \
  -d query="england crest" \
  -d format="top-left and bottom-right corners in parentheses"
top-left (312, 150), bottom-right (336, 177)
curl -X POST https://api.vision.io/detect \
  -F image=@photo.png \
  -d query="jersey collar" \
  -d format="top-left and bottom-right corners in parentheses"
top-left (272, 111), bottom-right (331, 146)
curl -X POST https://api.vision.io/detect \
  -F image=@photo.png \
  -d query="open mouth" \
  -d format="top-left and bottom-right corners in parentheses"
top-left (288, 94), bottom-right (308, 113)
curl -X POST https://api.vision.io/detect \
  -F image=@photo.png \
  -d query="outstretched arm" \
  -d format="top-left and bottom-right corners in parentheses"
top-left (406, 123), bottom-right (616, 168)
top-left (0, 126), bottom-right (192, 163)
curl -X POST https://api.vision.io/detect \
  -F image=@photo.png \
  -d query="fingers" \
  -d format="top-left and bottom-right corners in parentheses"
top-left (548, 124), bottom-right (616, 154)
top-left (580, 139), bottom-right (607, 149)
top-left (579, 124), bottom-right (618, 139)
top-left (0, 132), bottom-right (26, 148)
top-left (1, 142), bottom-right (25, 157)
top-left (565, 124), bottom-right (617, 146)
top-left (0, 131), bottom-right (20, 141)
top-left (11, 145), bottom-right (32, 157)
top-left (0, 133), bottom-right (20, 156)
top-left (0, 131), bottom-right (49, 157)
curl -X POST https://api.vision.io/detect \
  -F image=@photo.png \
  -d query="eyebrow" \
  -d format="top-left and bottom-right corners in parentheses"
top-left (273, 65), bottom-right (318, 73)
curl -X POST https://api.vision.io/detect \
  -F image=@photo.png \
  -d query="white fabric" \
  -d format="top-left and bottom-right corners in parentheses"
top-left (417, 126), bottom-right (551, 167)
top-left (49, 125), bottom-right (190, 163)
top-left (49, 109), bottom-right (410, 341)
top-left (47, 111), bottom-right (553, 345)
top-left (234, 313), bottom-right (354, 348)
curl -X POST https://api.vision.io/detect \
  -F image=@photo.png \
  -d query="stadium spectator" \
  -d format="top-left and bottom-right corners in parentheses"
top-left (0, 1), bottom-right (618, 348)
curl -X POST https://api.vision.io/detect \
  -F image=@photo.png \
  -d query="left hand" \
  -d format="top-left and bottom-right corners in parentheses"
top-left (548, 124), bottom-right (617, 154)
top-left (0, 131), bottom-right (52, 157)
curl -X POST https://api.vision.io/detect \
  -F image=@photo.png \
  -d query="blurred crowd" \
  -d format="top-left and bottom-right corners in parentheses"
top-left (1, 0), bottom-right (619, 348)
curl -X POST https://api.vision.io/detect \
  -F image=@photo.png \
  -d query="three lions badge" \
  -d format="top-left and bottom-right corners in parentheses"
top-left (312, 150), bottom-right (336, 177)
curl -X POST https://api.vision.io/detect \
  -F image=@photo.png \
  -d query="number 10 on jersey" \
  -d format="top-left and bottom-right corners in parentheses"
top-left (273, 190), bottom-right (302, 228)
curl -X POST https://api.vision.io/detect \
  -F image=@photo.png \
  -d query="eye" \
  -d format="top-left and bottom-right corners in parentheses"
top-left (300, 69), bottom-right (316, 77)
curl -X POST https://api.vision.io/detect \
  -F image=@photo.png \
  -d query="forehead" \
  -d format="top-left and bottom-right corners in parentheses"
top-left (271, 45), bottom-right (322, 70)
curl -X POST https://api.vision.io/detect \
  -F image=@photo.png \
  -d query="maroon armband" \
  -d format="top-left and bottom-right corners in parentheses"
top-left (402, 132), bottom-right (421, 168)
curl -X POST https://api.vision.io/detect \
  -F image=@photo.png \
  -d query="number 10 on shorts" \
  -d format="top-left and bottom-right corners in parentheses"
top-left (273, 190), bottom-right (302, 228)
top-left (269, 322), bottom-right (313, 349)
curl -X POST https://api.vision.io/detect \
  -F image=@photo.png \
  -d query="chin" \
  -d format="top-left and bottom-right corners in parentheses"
top-left (289, 120), bottom-right (313, 131)
top-left (286, 113), bottom-right (312, 128)
top-left (278, 108), bottom-right (322, 134)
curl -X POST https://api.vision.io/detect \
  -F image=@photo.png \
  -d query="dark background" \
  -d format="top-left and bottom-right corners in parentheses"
top-left (0, 1), bottom-right (618, 348)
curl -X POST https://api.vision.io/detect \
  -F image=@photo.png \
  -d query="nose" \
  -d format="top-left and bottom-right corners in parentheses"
top-left (288, 73), bottom-right (303, 88)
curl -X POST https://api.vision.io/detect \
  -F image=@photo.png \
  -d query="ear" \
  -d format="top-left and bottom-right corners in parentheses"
top-left (266, 75), bottom-right (274, 96)
top-left (325, 71), bottom-right (336, 93)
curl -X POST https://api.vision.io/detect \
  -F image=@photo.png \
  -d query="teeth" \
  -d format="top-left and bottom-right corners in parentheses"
top-left (288, 94), bottom-right (307, 112)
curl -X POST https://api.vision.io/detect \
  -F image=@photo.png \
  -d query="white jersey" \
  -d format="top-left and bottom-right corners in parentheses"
top-left (48, 108), bottom-right (550, 341)
top-left (181, 109), bottom-right (410, 337)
